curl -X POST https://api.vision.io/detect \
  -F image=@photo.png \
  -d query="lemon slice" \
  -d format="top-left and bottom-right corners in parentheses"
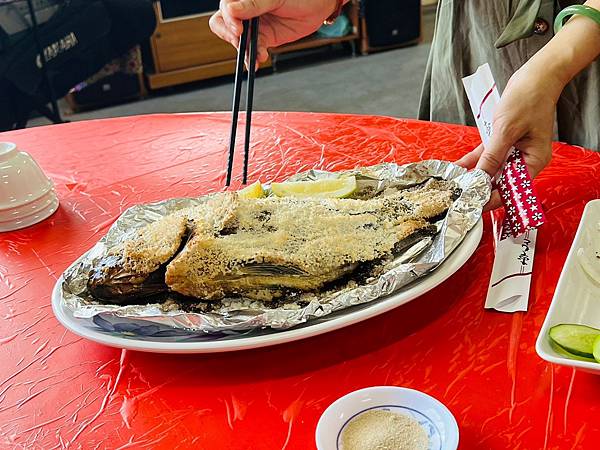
top-left (238, 181), bottom-right (265, 199)
top-left (271, 176), bottom-right (357, 199)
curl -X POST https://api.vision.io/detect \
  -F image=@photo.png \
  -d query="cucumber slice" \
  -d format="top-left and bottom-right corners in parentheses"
top-left (550, 340), bottom-right (596, 363)
top-left (593, 335), bottom-right (600, 363)
top-left (548, 324), bottom-right (600, 358)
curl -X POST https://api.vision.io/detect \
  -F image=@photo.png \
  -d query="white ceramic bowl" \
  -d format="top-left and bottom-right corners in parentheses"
top-left (316, 386), bottom-right (459, 450)
top-left (0, 142), bottom-right (59, 232)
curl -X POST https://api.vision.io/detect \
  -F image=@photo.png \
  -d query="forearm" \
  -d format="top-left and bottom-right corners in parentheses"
top-left (525, 0), bottom-right (600, 100)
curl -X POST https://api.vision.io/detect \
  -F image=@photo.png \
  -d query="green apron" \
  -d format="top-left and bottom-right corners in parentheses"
top-left (418, 0), bottom-right (600, 150)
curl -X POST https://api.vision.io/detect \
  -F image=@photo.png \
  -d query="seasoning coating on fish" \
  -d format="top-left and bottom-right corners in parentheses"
top-left (88, 178), bottom-right (458, 304)
top-left (120, 214), bottom-right (189, 274)
top-left (165, 179), bottom-right (457, 301)
top-left (87, 195), bottom-right (237, 303)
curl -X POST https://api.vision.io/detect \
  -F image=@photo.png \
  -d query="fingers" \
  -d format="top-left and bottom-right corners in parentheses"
top-left (455, 144), bottom-right (501, 211)
top-left (209, 11), bottom-right (240, 47)
top-left (257, 46), bottom-right (269, 63)
top-left (244, 46), bottom-right (269, 71)
top-left (220, 0), bottom-right (243, 34)
top-left (475, 120), bottom-right (522, 177)
top-left (479, 139), bottom-right (551, 213)
top-left (243, 26), bottom-right (272, 68)
top-left (213, 15), bottom-right (269, 71)
top-left (257, 30), bottom-right (270, 63)
top-left (237, 24), bottom-right (268, 70)
top-left (519, 142), bottom-right (552, 179)
top-left (214, 1), bottom-right (275, 64)
top-left (456, 144), bottom-right (503, 211)
top-left (244, 52), bottom-right (260, 72)
top-left (483, 190), bottom-right (502, 212)
top-left (457, 128), bottom-right (551, 187)
top-left (475, 136), bottom-right (511, 178)
top-left (215, 1), bottom-right (256, 47)
top-left (455, 144), bottom-right (484, 169)
top-left (225, 0), bottom-right (281, 20)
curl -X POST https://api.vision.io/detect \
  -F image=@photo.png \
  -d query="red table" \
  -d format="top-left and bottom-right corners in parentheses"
top-left (1, 113), bottom-right (600, 449)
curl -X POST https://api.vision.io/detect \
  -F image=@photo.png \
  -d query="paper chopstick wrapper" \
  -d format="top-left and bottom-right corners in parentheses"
top-left (462, 63), bottom-right (542, 312)
top-left (486, 211), bottom-right (537, 312)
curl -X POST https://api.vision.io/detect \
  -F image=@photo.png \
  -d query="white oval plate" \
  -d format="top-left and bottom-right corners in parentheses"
top-left (51, 219), bottom-right (482, 353)
top-left (315, 386), bottom-right (459, 450)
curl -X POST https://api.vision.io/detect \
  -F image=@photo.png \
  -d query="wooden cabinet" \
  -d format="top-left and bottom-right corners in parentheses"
top-left (151, 14), bottom-right (236, 72)
top-left (147, 2), bottom-right (266, 90)
top-left (146, 1), bottom-right (360, 89)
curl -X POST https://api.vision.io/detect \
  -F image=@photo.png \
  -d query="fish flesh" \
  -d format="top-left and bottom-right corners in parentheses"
top-left (88, 179), bottom-right (459, 304)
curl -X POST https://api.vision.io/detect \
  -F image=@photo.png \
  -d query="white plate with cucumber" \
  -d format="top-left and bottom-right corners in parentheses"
top-left (536, 199), bottom-right (600, 372)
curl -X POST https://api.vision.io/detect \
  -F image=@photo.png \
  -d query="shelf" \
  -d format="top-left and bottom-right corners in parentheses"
top-left (147, 58), bottom-right (271, 90)
top-left (270, 33), bottom-right (359, 55)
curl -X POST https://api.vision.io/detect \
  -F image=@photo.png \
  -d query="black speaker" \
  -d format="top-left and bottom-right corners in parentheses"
top-left (70, 72), bottom-right (142, 110)
top-left (362, 0), bottom-right (421, 49)
top-left (157, 0), bottom-right (219, 20)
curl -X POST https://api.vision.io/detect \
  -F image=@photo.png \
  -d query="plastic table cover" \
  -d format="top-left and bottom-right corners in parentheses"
top-left (1, 112), bottom-right (600, 450)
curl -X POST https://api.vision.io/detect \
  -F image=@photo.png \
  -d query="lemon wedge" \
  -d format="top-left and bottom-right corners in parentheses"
top-left (271, 176), bottom-right (357, 199)
top-left (238, 181), bottom-right (265, 199)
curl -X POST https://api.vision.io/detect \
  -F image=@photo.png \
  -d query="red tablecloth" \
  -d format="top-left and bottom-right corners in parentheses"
top-left (1, 113), bottom-right (600, 449)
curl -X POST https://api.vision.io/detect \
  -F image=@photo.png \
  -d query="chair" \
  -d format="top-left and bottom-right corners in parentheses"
top-left (0, 0), bottom-right (156, 130)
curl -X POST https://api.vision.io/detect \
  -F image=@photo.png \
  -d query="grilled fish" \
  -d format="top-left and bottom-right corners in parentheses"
top-left (88, 179), bottom-right (459, 304)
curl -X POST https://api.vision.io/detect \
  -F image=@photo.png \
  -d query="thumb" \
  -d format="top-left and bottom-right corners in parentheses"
top-left (226, 0), bottom-right (280, 19)
top-left (475, 125), bottom-right (518, 178)
top-left (517, 140), bottom-right (552, 179)
top-left (455, 143), bottom-right (484, 170)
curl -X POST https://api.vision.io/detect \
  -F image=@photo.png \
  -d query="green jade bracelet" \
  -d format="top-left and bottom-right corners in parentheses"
top-left (555, 4), bottom-right (600, 33)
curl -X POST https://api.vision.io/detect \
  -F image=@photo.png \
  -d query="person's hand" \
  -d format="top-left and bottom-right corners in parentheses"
top-left (456, 62), bottom-right (560, 210)
top-left (209, 0), bottom-right (338, 65)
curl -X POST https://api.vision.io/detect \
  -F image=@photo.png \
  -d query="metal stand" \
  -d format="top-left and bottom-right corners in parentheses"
top-left (24, 0), bottom-right (65, 124)
top-left (271, 53), bottom-right (278, 73)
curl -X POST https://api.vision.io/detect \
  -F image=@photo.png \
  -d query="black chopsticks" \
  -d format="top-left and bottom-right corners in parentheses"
top-left (226, 17), bottom-right (260, 186)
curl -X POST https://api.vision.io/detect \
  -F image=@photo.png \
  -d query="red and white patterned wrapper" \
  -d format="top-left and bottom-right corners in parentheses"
top-left (498, 148), bottom-right (546, 238)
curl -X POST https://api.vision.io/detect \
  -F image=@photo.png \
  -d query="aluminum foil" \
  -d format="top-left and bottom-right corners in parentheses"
top-left (60, 161), bottom-right (491, 337)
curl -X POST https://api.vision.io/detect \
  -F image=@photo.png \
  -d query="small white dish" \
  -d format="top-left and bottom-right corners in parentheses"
top-left (536, 199), bottom-right (600, 373)
top-left (0, 142), bottom-right (59, 232)
top-left (315, 386), bottom-right (459, 450)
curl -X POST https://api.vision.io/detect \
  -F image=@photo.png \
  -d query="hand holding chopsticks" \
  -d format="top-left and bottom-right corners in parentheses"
top-left (226, 17), bottom-right (260, 187)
